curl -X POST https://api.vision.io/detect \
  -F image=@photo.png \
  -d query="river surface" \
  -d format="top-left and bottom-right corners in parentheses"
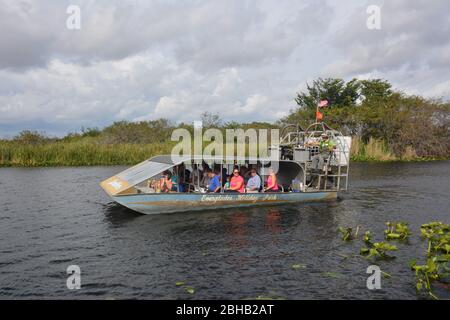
top-left (0, 161), bottom-right (449, 299)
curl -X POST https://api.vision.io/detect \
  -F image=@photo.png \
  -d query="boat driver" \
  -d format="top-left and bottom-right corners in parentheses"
top-left (310, 134), bottom-right (336, 171)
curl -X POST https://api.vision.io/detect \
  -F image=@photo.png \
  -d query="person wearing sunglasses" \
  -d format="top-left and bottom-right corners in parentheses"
top-left (225, 169), bottom-right (245, 193)
top-left (160, 171), bottom-right (173, 193)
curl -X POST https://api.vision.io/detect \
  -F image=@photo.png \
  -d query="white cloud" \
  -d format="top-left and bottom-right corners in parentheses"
top-left (0, 0), bottom-right (449, 136)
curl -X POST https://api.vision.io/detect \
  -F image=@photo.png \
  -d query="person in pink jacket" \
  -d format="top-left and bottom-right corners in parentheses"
top-left (264, 167), bottom-right (279, 192)
top-left (225, 168), bottom-right (245, 193)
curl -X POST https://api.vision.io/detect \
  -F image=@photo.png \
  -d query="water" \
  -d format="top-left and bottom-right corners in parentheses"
top-left (0, 161), bottom-right (449, 299)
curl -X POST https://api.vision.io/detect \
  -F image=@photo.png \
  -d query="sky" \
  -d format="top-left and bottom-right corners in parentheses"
top-left (0, 0), bottom-right (449, 137)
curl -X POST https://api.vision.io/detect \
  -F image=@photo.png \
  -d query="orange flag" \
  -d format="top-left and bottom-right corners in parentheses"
top-left (316, 111), bottom-right (323, 120)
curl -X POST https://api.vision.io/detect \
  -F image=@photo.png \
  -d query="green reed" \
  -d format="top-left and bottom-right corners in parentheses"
top-left (0, 141), bottom-right (175, 167)
top-left (0, 137), bottom-right (443, 167)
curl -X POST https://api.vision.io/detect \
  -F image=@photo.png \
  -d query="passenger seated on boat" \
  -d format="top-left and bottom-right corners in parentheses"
top-left (245, 169), bottom-right (261, 193)
top-left (183, 167), bottom-right (191, 181)
top-left (264, 167), bottom-right (279, 192)
top-left (207, 170), bottom-right (221, 193)
top-left (240, 166), bottom-right (249, 183)
top-left (143, 179), bottom-right (156, 193)
top-left (201, 168), bottom-right (211, 187)
top-left (177, 163), bottom-right (189, 192)
top-left (160, 171), bottom-right (173, 193)
top-left (223, 175), bottom-right (231, 189)
top-left (180, 168), bottom-right (190, 192)
top-left (170, 171), bottom-right (179, 191)
top-left (202, 161), bottom-right (211, 176)
top-left (225, 168), bottom-right (245, 193)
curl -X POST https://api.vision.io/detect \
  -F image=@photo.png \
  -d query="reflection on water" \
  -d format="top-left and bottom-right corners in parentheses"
top-left (0, 161), bottom-right (449, 299)
top-left (265, 209), bottom-right (282, 236)
top-left (227, 212), bottom-right (250, 249)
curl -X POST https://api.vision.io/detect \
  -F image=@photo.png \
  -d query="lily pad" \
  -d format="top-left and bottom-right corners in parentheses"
top-left (175, 281), bottom-right (185, 286)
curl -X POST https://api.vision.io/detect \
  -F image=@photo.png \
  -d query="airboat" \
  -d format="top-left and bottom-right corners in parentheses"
top-left (100, 122), bottom-right (351, 215)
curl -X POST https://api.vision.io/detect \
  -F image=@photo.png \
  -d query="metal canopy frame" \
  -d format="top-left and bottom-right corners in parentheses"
top-left (279, 121), bottom-right (350, 192)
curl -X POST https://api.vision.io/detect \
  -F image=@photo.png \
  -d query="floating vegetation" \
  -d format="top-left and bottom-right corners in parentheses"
top-left (337, 226), bottom-right (398, 259)
top-left (360, 242), bottom-right (398, 259)
top-left (358, 227), bottom-right (398, 259)
top-left (336, 220), bottom-right (449, 298)
top-left (322, 271), bottom-right (344, 279)
top-left (420, 222), bottom-right (450, 256)
top-left (384, 221), bottom-right (411, 240)
top-left (408, 221), bottom-right (450, 299)
top-left (175, 281), bottom-right (195, 294)
top-left (185, 286), bottom-right (195, 294)
top-left (363, 231), bottom-right (372, 244)
top-left (337, 253), bottom-right (349, 260)
top-left (338, 226), bottom-right (360, 241)
top-left (291, 264), bottom-right (307, 270)
top-left (420, 222), bottom-right (449, 234)
top-left (409, 258), bottom-right (442, 292)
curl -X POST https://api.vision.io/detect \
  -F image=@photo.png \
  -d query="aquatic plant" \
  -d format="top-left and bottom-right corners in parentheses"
top-left (363, 231), bottom-right (372, 244)
top-left (322, 271), bottom-right (344, 279)
top-left (360, 242), bottom-right (398, 259)
top-left (338, 227), bottom-right (353, 241)
top-left (175, 281), bottom-right (195, 294)
top-left (338, 220), bottom-right (448, 298)
top-left (421, 222), bottom-right (450, 233)
top-left (408, 221), bottom-right (450, 299)
top-left (337, 253), bottom-right (349, 260)
top-left (409, 257), bottom-right (445, 299)
top-left (291, 264), bottom-right (307, 270)
top-left (338, 226), bottom-right (360, 241)
top-left (384, 221), bottom-right (411, 240)
top-left (185, 286), bottom-right (195, 294)
top-left (420, 222), bottom-right (450, 255)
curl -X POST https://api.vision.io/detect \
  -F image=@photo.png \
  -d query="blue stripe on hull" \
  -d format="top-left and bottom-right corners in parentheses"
top-left (112, 192), bottom-right (337, 215)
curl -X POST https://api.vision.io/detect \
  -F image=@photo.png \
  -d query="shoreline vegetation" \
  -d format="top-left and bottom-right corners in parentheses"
top-left (1, 78), bottom-right (448, 167)
top-left (0, 138), bottom-right (448, 167)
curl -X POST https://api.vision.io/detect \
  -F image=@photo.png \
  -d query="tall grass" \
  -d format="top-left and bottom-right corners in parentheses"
top-left (350, 137), bottom-right (397, 161)
top-left (0, 137), bottom-right (431, 167)
top-left (0, 141), bottom-right (174, 167)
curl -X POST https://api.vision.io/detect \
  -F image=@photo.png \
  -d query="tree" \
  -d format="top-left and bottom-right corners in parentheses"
top-left (360, 79), bottom-right (393, 102)
top-left (284, 78), bottom-right (450, 158)
top-left (201, 112), bottom-right (222, 128)
top-left (294, 78), bottom-right (361, 110)
top-left (13, 130), bottom-right (49, 145)
top-left (81, 127), bottom-right (101, 137)
top-left (100, 119), bottom-right (174, 144)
